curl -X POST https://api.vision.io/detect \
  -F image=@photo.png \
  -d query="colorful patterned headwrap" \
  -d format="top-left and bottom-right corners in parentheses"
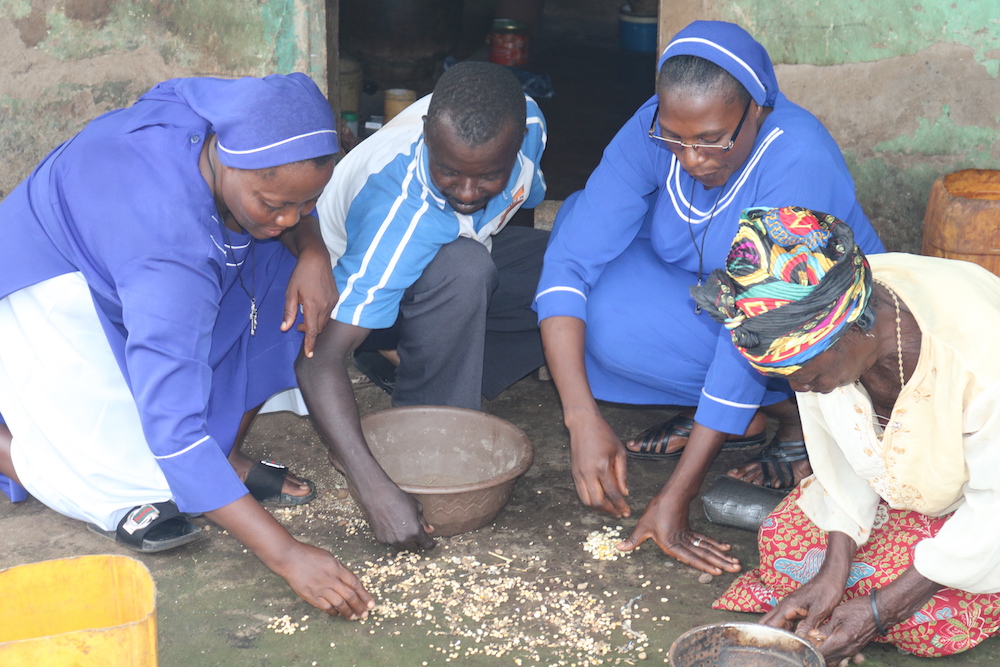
top-left (690, 206), bottom-right (874, 375)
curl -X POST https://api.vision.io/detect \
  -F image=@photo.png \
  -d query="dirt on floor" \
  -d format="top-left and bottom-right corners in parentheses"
top-left (1, 373), bottom-right (997, 666)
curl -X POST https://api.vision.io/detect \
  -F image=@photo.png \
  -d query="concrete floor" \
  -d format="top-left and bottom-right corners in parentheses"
top-left (3, 373), bottom-right (999, 665)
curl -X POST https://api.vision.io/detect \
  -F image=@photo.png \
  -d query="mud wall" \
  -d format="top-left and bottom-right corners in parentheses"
top-left (0, 0), bottom-right (328, 200)
top-left (660, 0), bottom-right (1000, 252)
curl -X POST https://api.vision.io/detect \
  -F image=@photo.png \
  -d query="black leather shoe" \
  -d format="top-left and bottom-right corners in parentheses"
top-left (352, 350), bottom-right (397, 395)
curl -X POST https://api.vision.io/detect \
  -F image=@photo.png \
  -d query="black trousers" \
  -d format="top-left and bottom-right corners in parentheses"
top-left (358, 225), bottom-right (549, 407)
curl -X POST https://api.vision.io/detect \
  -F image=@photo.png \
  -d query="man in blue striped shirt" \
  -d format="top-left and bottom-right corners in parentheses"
top-left (297, 62), bottom-right (548, 549)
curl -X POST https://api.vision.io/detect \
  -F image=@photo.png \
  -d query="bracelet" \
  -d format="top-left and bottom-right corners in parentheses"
top-left (870, 588), bottom-right (889, 636)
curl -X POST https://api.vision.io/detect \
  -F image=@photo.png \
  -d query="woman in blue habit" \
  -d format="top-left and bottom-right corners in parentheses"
top-left (535, 21), bottom-right (885, 574)
top-left (0, 73), bottom-right (372, 618)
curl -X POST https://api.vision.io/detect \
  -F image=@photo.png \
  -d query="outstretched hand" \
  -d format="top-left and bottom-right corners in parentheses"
top-left (206, 495), bottom-right (374, 619)
top-left (279, 541), bottom-right (376, 619)
top-left (618, 491), bottom-right (740, 575)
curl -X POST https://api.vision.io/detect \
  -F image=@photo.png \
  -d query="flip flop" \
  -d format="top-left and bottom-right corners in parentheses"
top-left (740, 436), bottom-right (808, 491)
top-left (244, 459), bottom-right (316, 507)
top-left (352, 350), bottom-right (397, 395)
top-left (625, 414), bottom-right (767, 460)
top-left (87, 501), bottom-right (205, 553)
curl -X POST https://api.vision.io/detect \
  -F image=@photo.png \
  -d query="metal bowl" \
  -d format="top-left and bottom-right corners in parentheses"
top-left (669, 622), bottom-right (824, 667)
top-left (358, 406), bottom-right (534, 536)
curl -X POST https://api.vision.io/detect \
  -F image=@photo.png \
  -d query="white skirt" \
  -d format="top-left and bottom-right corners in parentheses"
top-left (0, 272), bottom-right (172, 530)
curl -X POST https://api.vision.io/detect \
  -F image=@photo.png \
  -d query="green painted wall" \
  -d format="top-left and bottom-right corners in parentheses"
top-left (1, 0), bottom-right (323, 75)
top-left (711, 0), bottom-right (1000, 252)
top-left (724, 0), bottom-right (1000, 73)
top-left (0, 0), bottom-right (328, 199)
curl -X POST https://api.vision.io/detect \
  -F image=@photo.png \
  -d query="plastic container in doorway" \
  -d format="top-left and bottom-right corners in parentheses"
top-left (619, 5), bottom-right (658, 53)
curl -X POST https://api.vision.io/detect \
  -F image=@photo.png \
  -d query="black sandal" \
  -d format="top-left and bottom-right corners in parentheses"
top-left (742, 436), bottom-right (808, 490)
top-left (88, 501), bottom-right (205, 553)
top-left (625, 414), bottom-right (767, 460)
top-left (244, 459), bottom-right (316, 507)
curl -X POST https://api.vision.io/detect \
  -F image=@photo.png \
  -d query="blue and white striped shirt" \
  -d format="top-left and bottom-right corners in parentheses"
top-left (317, 94), bottom-right (547, 329)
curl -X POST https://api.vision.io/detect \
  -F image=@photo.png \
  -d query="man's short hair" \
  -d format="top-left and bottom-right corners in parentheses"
top-left (426, 61), bottom-right (526, 147)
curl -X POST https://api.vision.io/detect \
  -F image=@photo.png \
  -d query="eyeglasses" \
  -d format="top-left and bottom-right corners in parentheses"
top-left (648, 98), bottom-right (753, 155)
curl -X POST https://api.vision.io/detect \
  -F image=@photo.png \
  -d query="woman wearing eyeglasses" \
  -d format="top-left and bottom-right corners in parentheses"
top-left (533, 20), bottom-right (885, 575)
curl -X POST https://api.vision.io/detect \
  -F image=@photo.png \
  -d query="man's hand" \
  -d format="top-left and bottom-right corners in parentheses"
top-left (359, 480), bottom-right (436, 551)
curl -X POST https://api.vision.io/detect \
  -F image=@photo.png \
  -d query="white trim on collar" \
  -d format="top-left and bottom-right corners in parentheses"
top-left (664, 126), bottom-right (784, 222)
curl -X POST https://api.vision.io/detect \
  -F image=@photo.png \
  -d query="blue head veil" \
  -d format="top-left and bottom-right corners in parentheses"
top-left (657, 21), bottom-right (779, 107)
top-left (140, 73), bottom-right (338, 169)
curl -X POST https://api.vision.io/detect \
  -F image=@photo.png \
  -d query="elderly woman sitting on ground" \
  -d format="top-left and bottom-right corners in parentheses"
top-left (693, 206), bottom-right (1000, 664)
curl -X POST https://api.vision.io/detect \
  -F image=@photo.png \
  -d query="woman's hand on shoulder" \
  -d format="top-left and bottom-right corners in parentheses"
top-left (284, 238), bottom-right (338, 357)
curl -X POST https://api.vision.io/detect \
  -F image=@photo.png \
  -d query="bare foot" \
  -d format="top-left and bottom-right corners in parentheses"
top-left (229, 449), bottom-right (312, 498)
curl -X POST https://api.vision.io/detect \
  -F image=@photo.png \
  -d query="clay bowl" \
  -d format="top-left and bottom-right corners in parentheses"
top-left (358, 406), bottom-right (534, 536)
top-left (669, 622), bottom-right (824, 667)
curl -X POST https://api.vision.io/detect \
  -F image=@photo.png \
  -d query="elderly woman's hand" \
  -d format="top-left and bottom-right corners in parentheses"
top-left (760, 574), bottom-right (846, 639)
top-left (761, 531), bottom-right (854, 638)
top-left (804, 593), bottom-right (880, 666)
top-left (813, 567), bottom-right (943, 665)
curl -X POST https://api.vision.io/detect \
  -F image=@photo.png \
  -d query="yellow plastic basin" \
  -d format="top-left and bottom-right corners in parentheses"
top-left (0, 554), bottom-right (157, 666)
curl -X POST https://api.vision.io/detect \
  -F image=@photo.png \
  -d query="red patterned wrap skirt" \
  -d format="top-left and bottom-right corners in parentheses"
top-left (714, 488), bottom-right (1000, 657)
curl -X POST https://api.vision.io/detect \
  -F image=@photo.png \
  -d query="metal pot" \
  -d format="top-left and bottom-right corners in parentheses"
top-left (669, 622), bottom-right (824, 667)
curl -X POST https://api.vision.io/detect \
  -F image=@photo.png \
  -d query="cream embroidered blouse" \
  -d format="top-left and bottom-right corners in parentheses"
top-left (795, 253), bottom-right (1000, 593)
